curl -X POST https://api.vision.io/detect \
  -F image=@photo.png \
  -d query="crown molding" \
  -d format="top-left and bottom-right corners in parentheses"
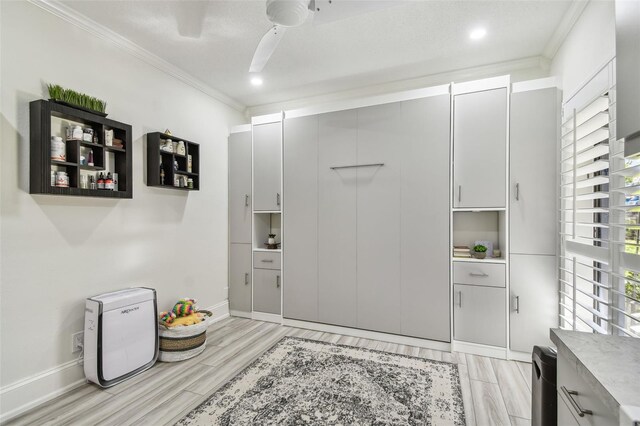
top-left (27, 0), bottom-right (246, 113)
top-left (246, 55), bottom-right (548, 117)
top-left (543, 0), bottom-right (590, 59)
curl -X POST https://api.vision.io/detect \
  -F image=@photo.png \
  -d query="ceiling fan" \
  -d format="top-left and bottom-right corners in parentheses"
top-left (249, 0), bottom-right (399, 73)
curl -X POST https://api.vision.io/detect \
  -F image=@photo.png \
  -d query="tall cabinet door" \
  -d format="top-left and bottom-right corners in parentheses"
top-left (283, 115), bottom-right (319, 322)
top-left (229, 243), bottom-right (252, 312)
top-left (400, 96), bottom-right (451, 341)
top-left (356, 103), bottom-right (402, 334)
top-left (510, 254), bottom-right (557, 352)
top-left (453, 88), bottom-right (507, 208)
top-left (318, 110), bottom-right (358, 328)
top-left (510, 87), bottom-right (559, 255)
top-left (253, 121), bottom-right (282, 211)
top-left (229, 130), bottom-right (252, 244)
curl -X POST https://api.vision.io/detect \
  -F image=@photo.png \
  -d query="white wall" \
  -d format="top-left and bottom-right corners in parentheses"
top-left (550, 0), bottom-right (616, 100)
top-left (0, 1), bottom-right (245, 418)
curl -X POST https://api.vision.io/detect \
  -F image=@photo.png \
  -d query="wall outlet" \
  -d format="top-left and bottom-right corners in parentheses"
top-left (72, 331), bottom-right (84, 353)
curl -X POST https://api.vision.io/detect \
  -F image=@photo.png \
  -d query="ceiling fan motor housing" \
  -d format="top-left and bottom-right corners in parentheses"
top-left (266, 0), bottom-right (310, 27)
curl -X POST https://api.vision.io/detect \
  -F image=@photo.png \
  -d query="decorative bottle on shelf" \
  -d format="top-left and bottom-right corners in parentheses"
top-left (105, 172), bottom-right (114, 190)
top-left (160, 164), bottom-right (165, 186)
top-left (97, 172), bottom-right (105, 190)
top-left (88, 149), bottom-right (94, 167)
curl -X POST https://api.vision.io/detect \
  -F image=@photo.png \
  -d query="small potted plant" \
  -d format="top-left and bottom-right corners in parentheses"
top-left (473, 244), bottom-right (487, 259)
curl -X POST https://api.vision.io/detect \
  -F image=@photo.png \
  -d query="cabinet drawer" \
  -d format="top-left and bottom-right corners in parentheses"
top-left (253, 251), bottom-right (281, 270)
top-left (453, 262), bottom-right (505, 287)
top-left (557, 351), bottom-right (617, 426)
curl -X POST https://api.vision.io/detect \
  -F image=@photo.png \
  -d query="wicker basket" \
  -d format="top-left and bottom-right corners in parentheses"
top-left (158, 310), bottom-right (212, 362)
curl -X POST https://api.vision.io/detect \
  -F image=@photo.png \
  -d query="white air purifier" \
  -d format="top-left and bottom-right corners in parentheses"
top-left (84, 287), bottom-right (158, 387)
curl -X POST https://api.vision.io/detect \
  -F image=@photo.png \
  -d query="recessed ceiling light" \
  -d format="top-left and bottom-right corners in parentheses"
top-left (250, 76), bottom-right (263, 86)
top-left (469, 28), bottom-right (487, 40)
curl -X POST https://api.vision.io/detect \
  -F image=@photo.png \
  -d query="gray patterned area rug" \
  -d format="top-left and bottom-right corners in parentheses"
top-left (177, 337), bottom-right (465, 425)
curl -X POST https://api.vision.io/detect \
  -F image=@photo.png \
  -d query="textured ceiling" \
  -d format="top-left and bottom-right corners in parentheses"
top-left (60, 0), bottom-right (574, 108)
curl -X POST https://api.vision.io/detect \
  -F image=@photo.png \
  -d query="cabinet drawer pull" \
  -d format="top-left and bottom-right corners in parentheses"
top-left (561, 386), bottom-right (593, 417)
top-left (261, 259), bottom-right (274, 263)
top-left (245, 194), bottom-right (249, 206)
top-left (515, 183), bottom-right (520, 201)
top-left (458, 291), bottom-right (462, 308)
top-left (244, 273), bottom-right (249, 285)
top-left (458, 185), bottom-right (462, 202)
top-left (469, 272), bottom-right (489, 277)
top-left (276, 275), bottom-right (280, 288)
top-left (330, 163), bottom-right (384, 170)
top-left (276, 193), bottom-right (280, 206)
top-left (514, 295), bottom-right (520, 313)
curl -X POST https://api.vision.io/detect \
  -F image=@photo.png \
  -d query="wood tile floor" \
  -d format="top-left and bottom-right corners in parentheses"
top-left (7, 318), bottom-right (532, 425)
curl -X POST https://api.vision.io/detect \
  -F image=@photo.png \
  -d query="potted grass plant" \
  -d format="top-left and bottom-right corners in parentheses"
top-left (47, 84), bottom-right (108, 116)
top-left (472, 244), bottom-right (487, 259)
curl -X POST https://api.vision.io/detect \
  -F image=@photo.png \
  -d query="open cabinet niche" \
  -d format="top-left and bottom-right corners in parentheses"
top-left (253, 213), bottom-right (281, 251)
top-left (453, 211), bottom-right (506, 260)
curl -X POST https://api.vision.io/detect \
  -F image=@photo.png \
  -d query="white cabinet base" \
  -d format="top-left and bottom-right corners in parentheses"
top-left (452, 340), bottom-right (508, 359)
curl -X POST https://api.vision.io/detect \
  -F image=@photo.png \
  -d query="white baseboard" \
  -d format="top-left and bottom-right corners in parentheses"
top-left (452, 340), bottom-right (508, 359)
top-left (252, 311), bottom-right (283, 323)
top-left (0, 360), bottom-right (86, 423)
top-left (229, 309), bottom-right (252, 319)
top-left (283, 318), bottom-right (452, 352)
top-left (508, 349), bottom-right (533, 363)
top-left (0, 299), bottom-right (230, 424)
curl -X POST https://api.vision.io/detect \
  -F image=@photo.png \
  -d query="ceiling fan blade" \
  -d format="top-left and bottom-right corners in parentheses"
top-left (249, 26), bottom-right (288, 73)
top-left (173, 0), bottom-right (210, 39)
top-left (312, 0), bottom-right (403, 26)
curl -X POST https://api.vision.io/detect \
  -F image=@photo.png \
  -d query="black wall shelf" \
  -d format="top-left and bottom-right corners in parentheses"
top-left (146, 132), bottom-right (200, 191)
top-left (29, 99), bottom-right (133, 199)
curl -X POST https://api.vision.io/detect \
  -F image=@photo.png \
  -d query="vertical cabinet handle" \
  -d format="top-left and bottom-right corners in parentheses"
top-left (514, 295), bottom-right (520, 313)
top-left (245, 194), bottom-right (249, 207)
top-left (458, 291), bottom-right (462, 308)
top-left (276, 275), bottom-right (281, 288)
top-left (515, 183), bottom-right (520, 201)
top-left (244, 273), bottom-right (249, 285)
top-left (276, 193), bottom-right (280, 206)
top-left (458, 185), bottom-right (462, 202)
top-left (561, 386), bottom-right (593, 417)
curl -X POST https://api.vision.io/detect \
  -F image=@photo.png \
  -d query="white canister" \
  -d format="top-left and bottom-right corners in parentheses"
top-left (51, 136), bottom-right (66, 161)
top-left (55, 171), bottom-right (69, 187)
top-left (177, 141), bottom-right (186, 156)
top-left (72, 125), bottom-right (83, 140)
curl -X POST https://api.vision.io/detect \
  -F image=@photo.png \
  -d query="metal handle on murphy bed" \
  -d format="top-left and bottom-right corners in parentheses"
top-left (330, 163), bottom-right (385, 170)
top-left (515, 295), bottom-right (520, 314)
top-left (276, 193), bottom-right (280, 206)
top-left (458, 291), bottom-right (462, 308)
top-left (458, 185), bottom-right (462, 202)
top-left (515, 183), bottom-right (520, 201)
top-left (276, 275), bottom-right (281, 288)
top-left (245, 194), bottom-right (249, 207)
top-left (561, 386), bottom-right (593, 417)
top-left (469, 272), bottom-right (489, 277)
top-left (244, 273), bottom-right (249, 285)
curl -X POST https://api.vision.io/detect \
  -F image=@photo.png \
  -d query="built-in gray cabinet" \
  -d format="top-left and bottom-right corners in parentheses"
top-left (229, 243), bottom-right (252, 313)
top-left (453, 88), bottom-right (507, 209)
top-left (510, 87), bottom-right (558, 256)
top-left (253, 121), bottom-right (281, 211)
top-left (399, 95), bottom-right (451, 341)
top-left (283, 96), bottom-right (451, 341)
top-left (510, 254), bottom-right (557, 353)
top-left (616, 0), bottom-right (640, 156)
top-left (356, 103), bottom-right (402, 334)
top-left (318, 110), bottom-right (358, 328)
top-left (229, 130), bottom-right (252, 244)
top-left (453, 283), bottom-right (506, 347)
top-left (253, 268), bottom-right (281, 315)
top-left (283, 115), bottom-right (319, 322)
